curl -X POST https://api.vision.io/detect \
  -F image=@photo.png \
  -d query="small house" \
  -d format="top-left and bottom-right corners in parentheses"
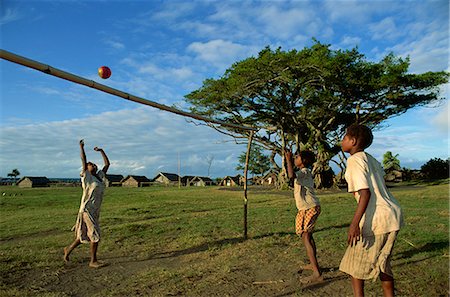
top-left (259, 171), bottom-right (278, 186)
top-left (121, 175), bottom-right (151, 187)
top-left (105, 174), bottom-right (124, 187)
top-left (17, 176), bottom-right (50, 188)
top-left (219, 175), bottom-right (242, 187)
top-left (384, 170), bottom-right (403, 183)
top-left (186, 176), bottom-right (214, 187)
top-left (153, 172), bottom-right (180, 186)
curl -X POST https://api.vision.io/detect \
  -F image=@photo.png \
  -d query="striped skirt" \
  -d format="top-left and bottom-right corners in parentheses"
top-left (339, 231), bottom-right (398, 280)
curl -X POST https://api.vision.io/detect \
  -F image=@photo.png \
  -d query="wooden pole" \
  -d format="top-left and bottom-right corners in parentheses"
top-left (0, 49), bottom-right (257, 132)
top-left (243, 130), bottom-right (254, 240)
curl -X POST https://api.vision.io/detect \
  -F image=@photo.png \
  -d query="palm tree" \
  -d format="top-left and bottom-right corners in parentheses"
top-left (383, 152), bottom-right (401, 173)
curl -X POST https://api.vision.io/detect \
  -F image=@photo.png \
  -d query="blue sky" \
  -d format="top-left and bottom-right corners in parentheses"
top-left (1, 0), bottom-right (448, 179)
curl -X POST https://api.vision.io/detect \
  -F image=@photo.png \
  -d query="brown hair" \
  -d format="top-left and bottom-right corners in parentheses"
top-left (346, 124), bottom-right (373, 149)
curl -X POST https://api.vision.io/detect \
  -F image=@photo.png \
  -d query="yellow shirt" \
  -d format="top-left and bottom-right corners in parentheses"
top-left (345, 152), bottom-right (403, 236)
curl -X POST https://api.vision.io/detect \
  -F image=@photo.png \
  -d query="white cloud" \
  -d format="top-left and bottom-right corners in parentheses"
top-left (0, 8), bottom-right (21, 25)
top-left (103, 38), bottom-right (125, 50)
top-left (339, 36), bottom-right (361, 48)
top-left (369, 17), bottom-right (402, 41)
top-left (187, 39), bottom-right (255, 69)
top-left (0, 107), bottom-right (247, 178)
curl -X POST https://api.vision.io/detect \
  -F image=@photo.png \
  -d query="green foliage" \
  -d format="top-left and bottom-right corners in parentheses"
top-left (7, 168), bottom-right (20, 179)
top-left (383, 151), bottom-right (401, 172)
top-left (421, 158), bottom-right (449, 180)
top-left (236, 145), bottom-right (271, 176)
top-left (185, 40), bottom-right (449, 188)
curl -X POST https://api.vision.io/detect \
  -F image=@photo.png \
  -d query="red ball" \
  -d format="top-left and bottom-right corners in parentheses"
top-left (98, 66), bottom-right (111, 79)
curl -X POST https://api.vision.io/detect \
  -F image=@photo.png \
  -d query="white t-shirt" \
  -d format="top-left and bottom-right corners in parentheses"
top-left (345, 152), bottom-right (403, 236)
top-left (293, 167), bottom-right (320, 210)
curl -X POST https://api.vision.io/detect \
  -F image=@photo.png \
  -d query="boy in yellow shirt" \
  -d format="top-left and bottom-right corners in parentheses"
top-left (340, 124), bottom-right (403, 297)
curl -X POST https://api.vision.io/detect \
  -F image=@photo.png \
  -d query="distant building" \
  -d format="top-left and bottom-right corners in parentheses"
top-left (121, 175), bottom-right (151, 187)
top-left (384, 170), bottom-right (403, 183)
top-left (17, 176), bottom-right (50, 188)
top-left (259, 171), bottom-right (278, 186)
top-left (185, 176), bottom-right (214, 187)
top-left (153, 172), bottom-right (180, 186)
top-left (219, 175), bottom-right (242, 187)
top-left (105, 174), bottom-right (124, 187)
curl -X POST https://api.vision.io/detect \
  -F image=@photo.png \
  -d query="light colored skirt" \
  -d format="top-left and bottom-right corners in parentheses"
top-left (74, 211), bottom-right (101, 243)
top-left (295, 205), bottom-right (321, 235)
top-left (339, 231), bottom-right (398, 280)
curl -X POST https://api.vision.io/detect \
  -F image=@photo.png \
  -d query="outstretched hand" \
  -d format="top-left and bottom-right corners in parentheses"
top-left (79, 139), bottom-right (84, 147)
top-left (94, 147), bottom-right (102, 152)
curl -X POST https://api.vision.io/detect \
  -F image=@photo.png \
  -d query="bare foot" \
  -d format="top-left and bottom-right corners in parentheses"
top-left (89, 261), bottom-right (106, 268)
top-left (63, 247), bottom-right (69, 263)
top-left (300, 274), bottom-right (324, 285)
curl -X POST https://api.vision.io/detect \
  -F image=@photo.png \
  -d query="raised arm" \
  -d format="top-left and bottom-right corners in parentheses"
top-left (94, 147), bottom-right (110, 174)
top-left (80, 140), bottom-right (87, 172)
top-left (284, 149), bottom-right (296, 179)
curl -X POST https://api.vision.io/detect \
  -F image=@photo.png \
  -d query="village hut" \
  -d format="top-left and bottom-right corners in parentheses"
top-left (121, 175), bottom-right (151, 187)
top-left (219, 175), bottom-right (242, 187)
top-left (17, 176), bottom-right (50, 188)
top-left (186, 176), bottom-right (214, 187)
top-left (153, 172), bottom-right (180, 186)
top-left (259, 171), bottom-right (278, 186)
top-left (384, 170), bottom-right (403, 183)
top-left (105, 174), bottom-right (124, 187)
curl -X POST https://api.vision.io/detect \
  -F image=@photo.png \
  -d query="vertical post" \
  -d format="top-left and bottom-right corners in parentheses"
top-left (178, 151), bottom-right (181, 188)
top-left (243, 130), bottom-right (254, 240)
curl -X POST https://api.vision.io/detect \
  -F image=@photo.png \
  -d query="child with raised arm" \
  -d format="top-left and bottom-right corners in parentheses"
top-left (285, 149), bottom-right (323, 284)
top-left (339, 124), bottom-right (403, 297)
top-left (64, 139), bottom-right (110, 268)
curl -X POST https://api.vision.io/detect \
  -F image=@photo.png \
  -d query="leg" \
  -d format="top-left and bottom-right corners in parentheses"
top-left (301, 232), bottom-right (321, 278)
top-left (380, 272), bottom-right (395, 297)
top-left (89, 241), bottom-right (101, 267)
top-left (64, 239), bottom-right (81, 262)
top-left (351, 277), bottom-right (364, 297)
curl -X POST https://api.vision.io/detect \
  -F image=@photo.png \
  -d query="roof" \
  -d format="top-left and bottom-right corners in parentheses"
top-left (121, 175), bottom-right (151, 182)
top-left (105, 174), bottom-right (124, 182)
top-left (191, 176), bottom-right (213, 182)
top-left (157, 172), bottom-right (180, 181)
top-left (17, 176), bottom-right (50, 185)
top-left (222, 175), bottom-right (241, 182)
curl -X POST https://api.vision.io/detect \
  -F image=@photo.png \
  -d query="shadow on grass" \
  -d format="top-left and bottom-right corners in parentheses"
top-left (315, 223), bottom-right (349, 233)
top-left (148, 226), bottom-right (350, 260)
top-left (149, 232), bottom-right (296, 259)
top-left (274, 274), bottom-right (348, 297)
top-left (395, 240), bottom-right (449, 260)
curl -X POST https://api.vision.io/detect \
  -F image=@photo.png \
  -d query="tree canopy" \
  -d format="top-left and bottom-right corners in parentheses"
top-left (185, 41), bottom-right (449, 188)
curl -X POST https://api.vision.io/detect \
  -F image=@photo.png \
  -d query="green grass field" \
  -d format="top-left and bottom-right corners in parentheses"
top-left (0, 183), bottom-right (448, 296)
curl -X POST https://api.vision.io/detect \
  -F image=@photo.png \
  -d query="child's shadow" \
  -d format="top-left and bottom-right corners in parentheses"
top-left (394, 240), bottom-right (448, 261)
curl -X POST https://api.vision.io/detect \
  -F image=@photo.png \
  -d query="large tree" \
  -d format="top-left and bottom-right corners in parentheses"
top-left (186, 41), bottom-right (449, 188)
